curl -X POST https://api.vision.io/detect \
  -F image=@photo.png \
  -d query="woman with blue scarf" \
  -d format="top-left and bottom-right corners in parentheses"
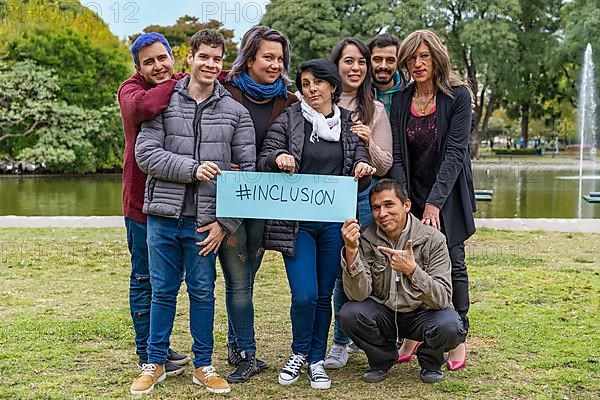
top-left (217, 26), bottom-right (298, 384)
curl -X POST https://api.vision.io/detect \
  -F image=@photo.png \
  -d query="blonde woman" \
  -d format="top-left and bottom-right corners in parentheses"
top-left (389, 29), bottom-right (475, 372)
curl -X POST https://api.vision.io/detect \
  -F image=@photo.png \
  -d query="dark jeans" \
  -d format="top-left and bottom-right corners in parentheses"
top-left (332, 278), bottom-right (350, 345)
top-left (283, 221), bottom-right (343, 364)
top-left (218, 219), bottom-right (265, 356)
top-left (146, 215), bottom-right (217, 368)
top-left (332, 178), bottom-right (376, 345)
top-left (356, 178), bottom-right (375, 229)
top-left (338, 299), bottom-right (466, 371)
top-left (125, 217), bottom-right (151, 361)
top-left (412, 207), bottom-right (470, 334)
top-left (449, 243), bottom-right (469, 332)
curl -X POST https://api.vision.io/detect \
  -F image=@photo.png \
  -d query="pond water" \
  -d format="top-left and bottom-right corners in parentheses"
top-left (0, 168), bottom-right (599, 218)
top-left (0, 174), bottom-right (122, 216)
top-left (472, 166), bottom-right (600, 218)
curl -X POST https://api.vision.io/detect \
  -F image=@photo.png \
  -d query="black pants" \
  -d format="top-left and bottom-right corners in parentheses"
top-left (412, 206), bottom-right (470, 333)
top-left (449, 243), bottom-right (469, 332)
top-left (338, 299), bottom-right (466, 371)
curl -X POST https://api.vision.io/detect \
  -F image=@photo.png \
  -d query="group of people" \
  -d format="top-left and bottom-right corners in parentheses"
top-left (117, 25), bottom-right (475, 396)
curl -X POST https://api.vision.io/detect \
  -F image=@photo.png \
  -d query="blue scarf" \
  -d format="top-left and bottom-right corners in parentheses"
top-left (230, 71), bottom-right (288, 101)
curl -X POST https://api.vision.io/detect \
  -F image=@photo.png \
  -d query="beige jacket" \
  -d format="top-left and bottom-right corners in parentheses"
top-left (339, 92), bottom-right (392, 176)
top-left (341, 214), bottom-right (453, 312)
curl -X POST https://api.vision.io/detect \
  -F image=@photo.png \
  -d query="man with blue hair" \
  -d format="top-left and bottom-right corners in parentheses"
top-left (117, 32), bottom-right (189, 377)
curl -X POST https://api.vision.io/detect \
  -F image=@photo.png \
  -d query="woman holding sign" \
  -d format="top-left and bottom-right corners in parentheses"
top-left (219, 26), bottom-right (298, 384)
top-left (389, 30), bottom-right (475, 371)
top-left (325, 37), bottom-right (393, 370)
top-left (257, 59), bottom-right (375, 390)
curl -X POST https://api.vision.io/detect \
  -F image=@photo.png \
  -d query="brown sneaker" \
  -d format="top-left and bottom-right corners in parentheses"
top-left (130, 363), bottom-right (166, 395)
top-left (193, 365), bottom-right (231, 394)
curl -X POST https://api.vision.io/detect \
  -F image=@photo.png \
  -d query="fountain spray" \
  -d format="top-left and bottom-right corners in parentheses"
top-left (578, 44), bottom-right (597, 218)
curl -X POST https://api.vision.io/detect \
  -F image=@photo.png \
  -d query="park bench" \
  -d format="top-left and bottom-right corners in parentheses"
top-left (582, 192), bottom-right (600, 203)
top-left (475, 189), bottom-right (494, 202)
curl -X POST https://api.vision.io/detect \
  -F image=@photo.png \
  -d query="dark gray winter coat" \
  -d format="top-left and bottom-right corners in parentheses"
top-left (135, 77), bottom-right (256, 234)
top-left (257, 102), bottom-right (369, 256)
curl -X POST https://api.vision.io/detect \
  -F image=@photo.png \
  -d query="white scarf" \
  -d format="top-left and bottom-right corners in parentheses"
top-left (298, 93), bottom-right (341, 143)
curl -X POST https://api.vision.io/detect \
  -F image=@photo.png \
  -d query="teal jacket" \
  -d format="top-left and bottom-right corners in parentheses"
top-left (373, 71), bottom-right (403, 117)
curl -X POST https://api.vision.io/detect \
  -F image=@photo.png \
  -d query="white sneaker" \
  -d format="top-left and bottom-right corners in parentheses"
top-left (323, 344), bottom-right (349, 369)
top-left (278, 353), bottom-right (306, 386)
top-left (307, 360), bottom-right (331, 389)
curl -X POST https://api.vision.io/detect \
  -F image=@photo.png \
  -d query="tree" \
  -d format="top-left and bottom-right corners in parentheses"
top-left (0, 60), bottom-right (58, 154)
top-left (131, 17), bottom-right (238, 71)
top-left (261, 0), bottom-right (342, 68)
top-left (440, 1), bottom-right (519, 154)
top-left (18, 103), bottom-right (123, 173)
top-left (558, 0), bottom-right (600, 147)
top-left (331, 0), bottom-right (399, 39)
top-left (0, 0), bottom-right (129, 172)
top-left (6, 28), bottom-right (130, 109)
top-left (1, 0), bottom-right (131, 110)
top-left (502, 0), bottom-right (563, 146)
top-left (0, 0), bottom-right (127, 51)
top-left (0, 61), bottom-right (123, 173)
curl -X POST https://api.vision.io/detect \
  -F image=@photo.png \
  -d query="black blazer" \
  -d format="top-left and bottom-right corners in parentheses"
top-left (389, 83), bottom-right (476, 247)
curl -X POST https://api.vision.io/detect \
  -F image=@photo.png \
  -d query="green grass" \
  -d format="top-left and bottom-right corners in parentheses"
top-left (0, 228), bottom-right (598, 399)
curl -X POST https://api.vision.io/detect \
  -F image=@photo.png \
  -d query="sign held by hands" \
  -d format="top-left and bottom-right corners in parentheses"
top-left (216, 171), bottom-right (358, 223)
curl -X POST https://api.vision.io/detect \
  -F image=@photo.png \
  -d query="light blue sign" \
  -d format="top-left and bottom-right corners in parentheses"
top-left (216, 171), bottom-right (358, 223)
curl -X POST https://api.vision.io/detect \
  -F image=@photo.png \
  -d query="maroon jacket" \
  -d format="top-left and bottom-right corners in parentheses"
top-left (117, 72), bottom-right (185, 223)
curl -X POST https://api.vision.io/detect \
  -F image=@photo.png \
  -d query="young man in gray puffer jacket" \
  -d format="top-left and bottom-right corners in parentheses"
top-left (131, 29), bottom-right (255, 396)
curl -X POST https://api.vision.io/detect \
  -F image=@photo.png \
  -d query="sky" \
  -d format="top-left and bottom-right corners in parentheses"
top-left (83, 0), bottom-right (269, 40)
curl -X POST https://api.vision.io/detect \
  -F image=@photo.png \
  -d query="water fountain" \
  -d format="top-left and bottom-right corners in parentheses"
top-left (577, 43), bottom-right (598, 217)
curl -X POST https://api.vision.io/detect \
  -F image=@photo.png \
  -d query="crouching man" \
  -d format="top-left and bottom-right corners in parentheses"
top-left (338, 179), bottom-right (466, 384)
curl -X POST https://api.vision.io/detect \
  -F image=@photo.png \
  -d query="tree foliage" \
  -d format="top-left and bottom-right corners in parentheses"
top-left (18, 103), bottom-right (123, 173)
top-left (261, 0), bottom-right (342, 68)
top-left (0, 61), bottom-right (123, 173)
top-left (261, 0), bottom-right (597, 151)
top-left (0, 0), bottom-right (128, 172)
top-left (7, 28), bottom-right (130, 109)
top-left (0, 0), bottom-right (125, 50)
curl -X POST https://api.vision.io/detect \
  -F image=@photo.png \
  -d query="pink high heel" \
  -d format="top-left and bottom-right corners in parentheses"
top-left (396, 341), bottom-right (423, 364)
top-left (447, 343), bottom-right (466, 371)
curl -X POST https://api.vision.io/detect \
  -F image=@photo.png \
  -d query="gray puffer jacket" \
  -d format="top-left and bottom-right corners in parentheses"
top-left (257, 102), bottom-right (369, 256)
top-left (135, 77), bottom-right (256, 233)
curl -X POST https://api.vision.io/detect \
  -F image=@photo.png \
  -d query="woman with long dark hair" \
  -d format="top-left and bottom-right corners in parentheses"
top-left (389, 29), bottom-right (475, 371)
top-left (325, 37), bottom-right (392, 369)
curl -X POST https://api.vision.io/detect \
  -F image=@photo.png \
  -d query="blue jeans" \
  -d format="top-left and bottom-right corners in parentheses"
top-left (146, 215), bottom-right (217, 368)
top-left (356, 178), bottom-right (376, 229)
top-left (218, 219), bottom-right (265, 356)
top-left (125, 217), bottom-right (151, 361)
top-left (283, 221), bottom-right (343, 364)
top-left (332, 178), bottom-right (376, 345)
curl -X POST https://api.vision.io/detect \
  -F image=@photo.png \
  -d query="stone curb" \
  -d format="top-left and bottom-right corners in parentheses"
top-left (0, 216), bottom-right (599, 233)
